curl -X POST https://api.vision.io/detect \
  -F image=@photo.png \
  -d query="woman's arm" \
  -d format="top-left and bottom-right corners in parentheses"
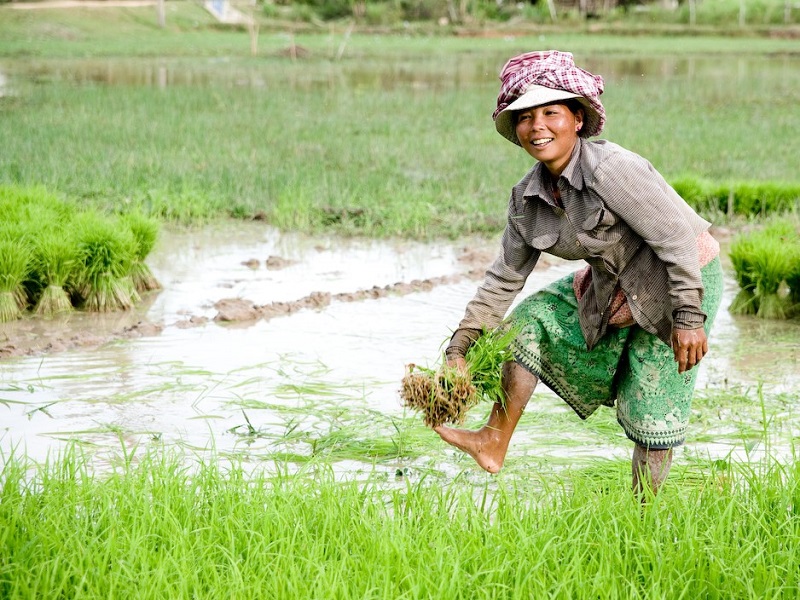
top-left (445, 206), bottom-right (539, 360)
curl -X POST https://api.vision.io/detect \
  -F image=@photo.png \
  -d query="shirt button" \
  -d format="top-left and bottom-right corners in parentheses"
top-left (575, 240), bottom-right (580, 246)
top-left (632, 295), bottom-right (638, 301)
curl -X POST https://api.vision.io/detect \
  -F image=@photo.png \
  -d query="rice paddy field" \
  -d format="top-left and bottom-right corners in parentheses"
top-left (1, 5), bottom-right (800, 598)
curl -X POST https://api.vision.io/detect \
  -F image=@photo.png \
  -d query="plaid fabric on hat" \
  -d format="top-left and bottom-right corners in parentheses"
top-left (493, 51), bottom-right (606, 137)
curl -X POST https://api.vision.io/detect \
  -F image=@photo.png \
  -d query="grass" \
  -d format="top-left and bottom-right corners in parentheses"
top-left (1, 349), bottom-right (798, 597)
top-left (0, 12), bottom-right (799, 238)
top-left (0, 444), bottom-right (799, 599)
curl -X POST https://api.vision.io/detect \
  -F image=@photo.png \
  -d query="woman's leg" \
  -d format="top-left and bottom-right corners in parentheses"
top-left (434, 361), bottom-right (538, 473)
top-left (631, 444), bottom-right (673, 498)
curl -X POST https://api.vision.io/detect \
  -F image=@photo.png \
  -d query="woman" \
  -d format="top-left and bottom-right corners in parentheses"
top-left (436, 51), bottom-right (723, 495)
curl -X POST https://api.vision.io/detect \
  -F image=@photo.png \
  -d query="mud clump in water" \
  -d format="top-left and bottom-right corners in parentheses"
top-left (213, 298), bottom-right (261, 322)
top-left (211, 270), bottom-right (491, 324)
top-left (265, 255), bottom-right (297, 270)
top-left (120, 321), bottom-right (164, 338)
top-left (400, 364), bottom-right (478, 428)
top-left (175, 315), bottom-right (209, 329)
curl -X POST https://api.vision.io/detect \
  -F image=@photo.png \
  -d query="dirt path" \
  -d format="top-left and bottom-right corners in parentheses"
top-left (8, 0), bottom-right (156, 8)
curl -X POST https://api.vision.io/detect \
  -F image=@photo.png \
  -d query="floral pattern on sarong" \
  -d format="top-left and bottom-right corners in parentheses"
top-left (510, 257), bottom-right (724, 448)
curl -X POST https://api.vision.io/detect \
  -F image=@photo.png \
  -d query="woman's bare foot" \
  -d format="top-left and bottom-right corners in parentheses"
top-left (434, 425), bottom-right (508, 473)
top-left (434, 361), bottom-right (538, 473)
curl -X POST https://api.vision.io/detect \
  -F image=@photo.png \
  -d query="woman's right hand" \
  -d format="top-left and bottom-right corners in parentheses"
top-left (446, 356), bottom-right (468, 372)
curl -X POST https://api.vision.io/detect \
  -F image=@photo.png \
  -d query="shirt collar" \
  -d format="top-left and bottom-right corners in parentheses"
top-left (560, 138), bottom-right (586, 191)
top-left (522, 138), bottom-right (586, 202)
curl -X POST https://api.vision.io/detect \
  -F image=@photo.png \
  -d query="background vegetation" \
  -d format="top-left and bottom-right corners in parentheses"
top-left (264, 0), bottom-right (800, 28)
top-left (1, 5), bottom-right (798, 238)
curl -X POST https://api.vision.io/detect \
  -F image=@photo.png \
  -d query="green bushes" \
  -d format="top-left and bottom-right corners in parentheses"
top-left (672, 177), bottom-right (800, 218)
top-left (728, 220), bottom-right (800, 319)
top-left (0, 185), bottom-right (160, 322)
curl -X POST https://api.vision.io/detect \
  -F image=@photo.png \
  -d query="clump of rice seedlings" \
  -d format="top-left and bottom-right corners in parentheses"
top-left (0, 237), bottom-right (32, 322)
top-left (751, 223), bottom-right (796, 320)
top-left (71, 213), bottom-right (138, 312)
top-left (729, 221), bottom-right (800, 320)
top-left (122, 212), bottom-right (161, 293)
top-left (32, 233), bottom-right (78, 317)
top-left (401, 326), bottom-right (517, 428)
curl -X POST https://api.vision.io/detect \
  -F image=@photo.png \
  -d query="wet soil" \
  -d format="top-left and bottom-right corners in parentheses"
top-left (1, 221), bottom-right (797, 468)
top-left (0, 229), bottom-right (550, 357)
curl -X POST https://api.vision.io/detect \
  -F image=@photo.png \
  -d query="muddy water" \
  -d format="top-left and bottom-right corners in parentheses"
top-left (1, 222), bottom-right (798, 472)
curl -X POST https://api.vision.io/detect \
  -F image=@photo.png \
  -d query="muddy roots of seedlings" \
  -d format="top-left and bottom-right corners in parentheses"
top-left (79, 273), bottom-right (136, 312)
top-left (401, 365), bottom-right (478, 428)
top-left (34, 285), bottom-right (73, 317)
top-left (0, 291), bottom-right (22, 323)
top-left (130, 261), bottom-right (161, 293)
top-left (729, 288), bottom-right (758, 316)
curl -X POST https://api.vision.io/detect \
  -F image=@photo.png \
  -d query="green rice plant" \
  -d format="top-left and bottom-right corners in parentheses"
top-left (2, 43), bottom-right (800, 238)
top-left (0, 237), bottom-right (31, 322)
top-left (713, 181), bottom-right (800, 217)
top-left (730, 221), bottom-right (800, 320)
top-left (0, 185), bottom-right (73, 225)
top-left (752, 224), bottom-right (797, 320)
top-left (70, 213), bottom-right (138, 312)
top-left (121, 212), bottom-right (161, 293)
top-left (783, 230), bottom-right (800, 316)
top-left (2, 445), bottom-right (800, 599)
top-left (401, 325), bottom-right (518, 427)
top-left (728, 236), bottom-right (759, 316)
top-left (31, 232), bottom-right (78, 317)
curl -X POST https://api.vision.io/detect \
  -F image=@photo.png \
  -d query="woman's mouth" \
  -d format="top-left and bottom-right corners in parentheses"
top-left (531, 138), bottom-right (553, 147)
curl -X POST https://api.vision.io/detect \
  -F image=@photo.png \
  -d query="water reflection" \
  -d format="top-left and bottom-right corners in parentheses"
top-left (2, 53), bottom-right (797, 91)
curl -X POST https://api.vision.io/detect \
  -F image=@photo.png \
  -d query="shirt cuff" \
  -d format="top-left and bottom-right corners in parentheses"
top-left (673, 309), bottom-right (706, 330)
top-left (445, 328), bottom-right (482, 360)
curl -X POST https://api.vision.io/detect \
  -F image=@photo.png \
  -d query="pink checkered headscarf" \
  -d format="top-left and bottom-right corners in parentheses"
top-left (493, 51), bottom-right (605, 138)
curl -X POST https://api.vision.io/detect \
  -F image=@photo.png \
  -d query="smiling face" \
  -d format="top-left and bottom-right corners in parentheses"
top-left (515, 102), bottom-right (584, 177)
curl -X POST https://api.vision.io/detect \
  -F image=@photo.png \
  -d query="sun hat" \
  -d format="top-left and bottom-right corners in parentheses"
top-left (492, 51), bottom-right (606, 146)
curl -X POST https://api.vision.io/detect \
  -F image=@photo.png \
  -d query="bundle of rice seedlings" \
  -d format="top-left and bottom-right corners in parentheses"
top-left (32, 233), bottom-right (78, 317)
top-left (751, 224), bottom-right (796, 320)
top-left (0, 238), bottom-right (32, 322)
top-left (0, 185), bottom-right (73, 226)
top-left (401, 364), bottom-right (478, 427)
top-left (71, 213), bottom-right (139, 312)
top-left (729, 220), bottom-right (800, 319)
top-left (401, 326), bottom-right (517, 428)
top-left (122, 212), bottom-right (161, 293)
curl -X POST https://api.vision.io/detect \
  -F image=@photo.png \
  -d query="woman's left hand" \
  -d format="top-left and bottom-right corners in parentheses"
top-left (671, 327), bottom-right (708, 374)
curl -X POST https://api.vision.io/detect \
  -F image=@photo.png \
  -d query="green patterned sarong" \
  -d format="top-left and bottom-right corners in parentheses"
top-left (510, 257), bottom-right (723, 449)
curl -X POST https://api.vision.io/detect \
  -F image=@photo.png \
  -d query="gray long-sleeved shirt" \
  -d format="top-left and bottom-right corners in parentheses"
top-left (448, 138), bottom-right (710, 357)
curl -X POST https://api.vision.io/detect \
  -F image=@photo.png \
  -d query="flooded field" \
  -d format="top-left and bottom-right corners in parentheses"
top-left (1, 222), bottom-right (798, 476)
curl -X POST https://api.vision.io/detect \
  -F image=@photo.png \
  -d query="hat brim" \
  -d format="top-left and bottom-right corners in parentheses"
top-left (494, 84), bottom-right (599, 146)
